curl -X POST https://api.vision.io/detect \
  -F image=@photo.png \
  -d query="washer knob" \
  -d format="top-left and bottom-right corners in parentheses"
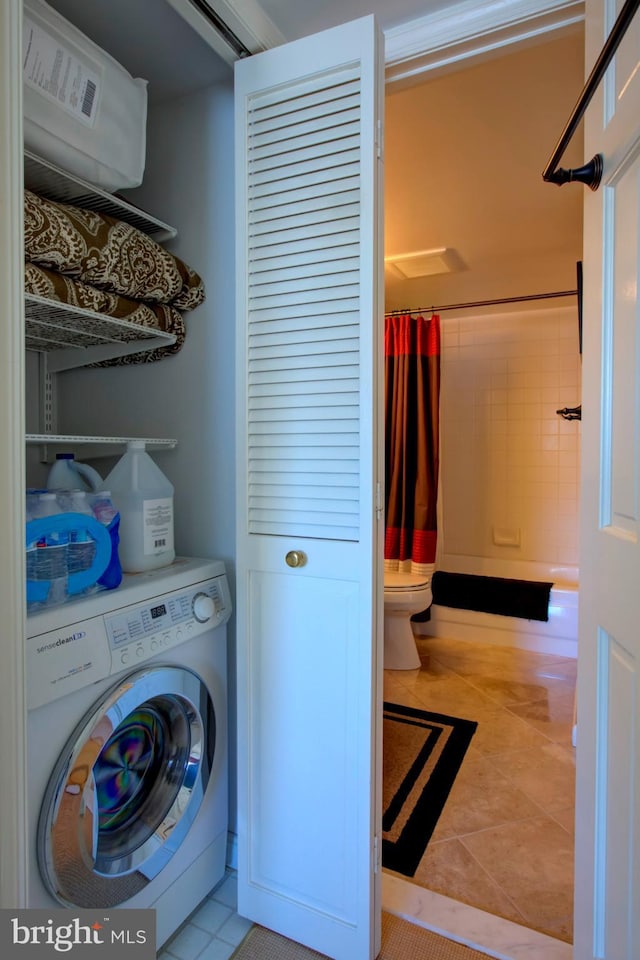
top-left (193, 592), bottom-right (215, 623)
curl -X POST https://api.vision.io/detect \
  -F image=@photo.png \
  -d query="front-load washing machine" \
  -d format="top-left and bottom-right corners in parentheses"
top-left (25, 556), bottom-right (231, 949)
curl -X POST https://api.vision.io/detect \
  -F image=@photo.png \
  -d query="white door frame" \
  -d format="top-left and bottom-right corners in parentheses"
top-left (0, 0), bottom-right (587, 916)
top-left (0, 0), bottom-right (27, 911)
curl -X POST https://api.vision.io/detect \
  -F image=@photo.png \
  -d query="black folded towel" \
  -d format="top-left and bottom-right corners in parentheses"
top-left (432, 571), bottom-right (553, 622)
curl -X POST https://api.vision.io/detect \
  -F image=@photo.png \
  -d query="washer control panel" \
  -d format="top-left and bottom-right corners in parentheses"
top-left (104, 574), bottom-right (231, 674)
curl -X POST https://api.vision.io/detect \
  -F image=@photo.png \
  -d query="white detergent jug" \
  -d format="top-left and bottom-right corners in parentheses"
top-left (47, 453), bottom-right (103, 491)
top-left (104, 441), bottom-right (175, 573)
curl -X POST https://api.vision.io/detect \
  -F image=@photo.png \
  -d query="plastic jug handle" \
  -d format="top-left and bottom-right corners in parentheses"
top-left (74, 461), bottom-right (104, 491)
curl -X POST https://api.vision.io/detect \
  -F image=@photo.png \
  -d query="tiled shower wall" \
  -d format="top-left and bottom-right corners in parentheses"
top-left (439, 306), bottom-right (581, 577)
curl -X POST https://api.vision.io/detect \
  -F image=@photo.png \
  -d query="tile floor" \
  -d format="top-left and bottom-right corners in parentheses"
top-left (158, 872), bottom-right (252, 960)
top-left (383, 634), bottom-right (576, 944)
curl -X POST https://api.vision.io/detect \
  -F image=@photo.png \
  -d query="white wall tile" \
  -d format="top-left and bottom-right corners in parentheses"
top-left (440, 307), bottom-right (580, 570)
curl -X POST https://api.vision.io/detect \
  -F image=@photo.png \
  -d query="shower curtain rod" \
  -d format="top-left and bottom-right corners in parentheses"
top-left (384, 288), bottom-right (577, 317)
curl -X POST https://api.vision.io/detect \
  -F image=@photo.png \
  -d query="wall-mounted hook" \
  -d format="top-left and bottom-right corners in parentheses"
top-left (557, 405), bottom-right (582, 421)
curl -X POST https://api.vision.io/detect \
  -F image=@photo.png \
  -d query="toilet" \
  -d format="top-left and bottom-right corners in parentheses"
top-left (383, 570), bottom-right (433, 669)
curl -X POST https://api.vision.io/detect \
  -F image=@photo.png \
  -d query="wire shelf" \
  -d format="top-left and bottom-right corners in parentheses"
top-left (25, 294), bottom-right (177, 372)
top-left (24, 151), bottom-right (177, 242)
top-left (25, 433), bottom-right (178, 452)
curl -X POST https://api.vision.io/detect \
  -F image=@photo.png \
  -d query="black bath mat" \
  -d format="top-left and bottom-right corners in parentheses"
top-left (382, 702), bottom-right (477, 877)
top-left (431, 570), bottom-right (553, 621)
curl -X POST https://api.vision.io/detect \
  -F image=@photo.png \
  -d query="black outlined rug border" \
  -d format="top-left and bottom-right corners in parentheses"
top-left (382, 701), bottom-right (477, 877)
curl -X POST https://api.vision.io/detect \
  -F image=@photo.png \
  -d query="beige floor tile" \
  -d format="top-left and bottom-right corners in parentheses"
top-left (535, 915), bottom-right (574, 944)
top-left (461, 816), bottom-right (574, 939)
top-left (506, 692), bottom-right (576, 745)
top-left (550, 804), bottom-right (576, 837)
top-left (383, 637), bottom-right (575, 945)
top-left (491, 742), bottom-right (575, 815)
top-left (401, 651), bottom-right (458, 681)
top-left (391, 673), bottom-right (500, 724)
top-left (423, 636), bottom-right (563, 672)
top-left (409, 837), bottom-right (526, 926)
top-left (424, 639), bottom-right (577, 696)
top-left (383, 670), bottom-right (421, 703)
top-left (466, 706), bottom-right (553, 759)
top-left (431, 756), bottom-right (544, 841)
top-left (464, 674), bottom-right (565, 707)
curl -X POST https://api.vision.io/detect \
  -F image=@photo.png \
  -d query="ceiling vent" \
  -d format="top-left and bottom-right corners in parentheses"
top-left (385, 247), bottom-right (462, 279)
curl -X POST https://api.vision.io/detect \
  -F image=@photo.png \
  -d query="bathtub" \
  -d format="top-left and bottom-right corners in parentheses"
top-left (413, 556), bottom-right (578, 658)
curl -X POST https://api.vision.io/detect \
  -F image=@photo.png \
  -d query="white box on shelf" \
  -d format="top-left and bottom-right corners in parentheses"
top-left (23, 0), bottom-right (148, 193)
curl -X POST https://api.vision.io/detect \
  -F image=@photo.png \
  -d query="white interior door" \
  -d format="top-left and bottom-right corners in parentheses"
top-left (234, 16), bottom-right (384, 960)
top-left (576, 1), bottom-right (640, 955)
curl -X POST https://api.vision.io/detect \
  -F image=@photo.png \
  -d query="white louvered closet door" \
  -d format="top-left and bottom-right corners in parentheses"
top-left (235, 16), bottom-right (384, 960)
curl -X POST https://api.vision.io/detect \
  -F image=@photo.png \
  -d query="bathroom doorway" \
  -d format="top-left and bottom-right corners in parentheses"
top-left (382, 24), bottom-right (583, 955)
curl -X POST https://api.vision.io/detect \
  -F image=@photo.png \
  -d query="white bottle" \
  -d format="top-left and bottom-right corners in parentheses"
top-left (47, 453), bottom-right (103, 491)
top-left (104, 441), bottom-right (175, 573)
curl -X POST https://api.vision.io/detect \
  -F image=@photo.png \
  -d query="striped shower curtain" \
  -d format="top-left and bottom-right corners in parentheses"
top-left (384, 312), bottom-right (441, 578)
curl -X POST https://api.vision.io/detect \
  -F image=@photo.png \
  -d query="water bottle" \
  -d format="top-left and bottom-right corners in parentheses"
top-left (67, 491), bottom-right (97, 576)
top-left (104, 442), bottom-right (175, 573)
top-left (47, 453), bottom-right (103, 492)
top-left (89, 490), bottom-right (123, 590)
top-left (33, 492), bottom-right (68, 605)
top-left (25, 491), bottom-right (39, 590)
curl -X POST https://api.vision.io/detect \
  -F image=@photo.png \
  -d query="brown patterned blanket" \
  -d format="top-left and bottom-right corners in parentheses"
top-left (24, 189), bottom-right (205, 310)
top-left (24, 188), bottom-right (204, 364)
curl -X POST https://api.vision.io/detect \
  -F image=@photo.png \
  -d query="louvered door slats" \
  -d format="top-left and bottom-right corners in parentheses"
top-left (249, 380), bottom-right (359, 399)
top-left (251, 180), bottom-right (359, 217)
top-left (250, 162), bottom-right (359, 199)
top-left (250, 341), bottom-right (359, 364)
top-left (250, 391), bottom-right (358, 410)
top-left (250, 218), bottom-right (359, 250)
top-left (249, 149), bottom-right (361, 187)
top-left (246, 65), bottom-right (364, 539)
top-left (251, 113), bottom-right (360, 158)
top-left (251, 188), bottom-right (360, 224)
top-left (249, 68), bottom-right (359, 115)
top-left (250, 325), bottom-right (358, 348)
top-left (251, 258), bottom-right (359, 288)
top-left (251, 242), bottom-right (359, 272)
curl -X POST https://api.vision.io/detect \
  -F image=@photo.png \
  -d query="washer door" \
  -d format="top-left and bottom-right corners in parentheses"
top-left (38, 664), bottom-right (215, 908)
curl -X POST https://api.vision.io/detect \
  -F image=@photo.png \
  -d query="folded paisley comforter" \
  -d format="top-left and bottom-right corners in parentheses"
top-left (24, 188), bottom-right (205, 364)
top-left (24, 189), bottom-right (205, 311)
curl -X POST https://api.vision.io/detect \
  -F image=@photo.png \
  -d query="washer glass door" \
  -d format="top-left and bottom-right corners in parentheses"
top-left (38, 664), bottom-right (215, 908)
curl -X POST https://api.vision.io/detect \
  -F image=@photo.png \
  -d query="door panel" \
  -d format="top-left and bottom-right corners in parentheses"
top-left (235, 16), bottom-right (384, 960)
top-left (576, 1), bottom-right (640, 956)
top-left (246, 565), bottom-right (360, 918)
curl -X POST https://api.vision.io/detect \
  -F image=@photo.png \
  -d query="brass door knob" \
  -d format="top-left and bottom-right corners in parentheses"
top-left (285, 550), bottom-right (307, 568)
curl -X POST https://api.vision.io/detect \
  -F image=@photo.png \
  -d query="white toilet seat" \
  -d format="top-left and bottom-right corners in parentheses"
top-left (384, 571), bottom-right (430, 592)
